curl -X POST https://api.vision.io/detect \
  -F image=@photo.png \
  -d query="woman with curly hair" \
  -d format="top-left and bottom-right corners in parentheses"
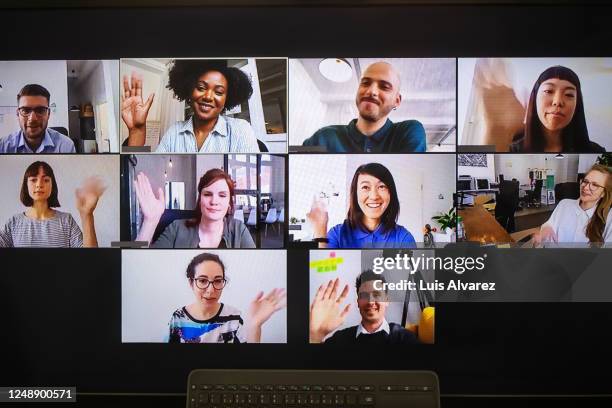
top-left (122, 59), bottom-right (260, 153)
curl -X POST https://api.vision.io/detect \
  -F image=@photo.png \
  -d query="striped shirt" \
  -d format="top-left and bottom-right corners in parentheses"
top-left (166, 303), bottom-right (245, 343)
top-left (0, 211), bottom-right (83, 247)
top-left (155, 115), bottom-right (260, 153)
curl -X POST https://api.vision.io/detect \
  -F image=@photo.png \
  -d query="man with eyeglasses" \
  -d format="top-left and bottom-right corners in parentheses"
top-left (309, 270), bottom-right (419, 344)
top-left (0, 84), bottom-right (75, 153)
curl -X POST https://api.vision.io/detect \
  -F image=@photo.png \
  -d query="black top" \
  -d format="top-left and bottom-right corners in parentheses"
top-left (324, 323), bottom-right (419, 345)
top-left (509, 132), bottom-right (606, 153)
top-left (302, 119), bottom-right (426, 153)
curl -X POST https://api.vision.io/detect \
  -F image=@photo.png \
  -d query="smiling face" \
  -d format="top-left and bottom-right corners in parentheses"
top-left (190, 260), bottom-right (225, 307)
top-left (357, 280), bottom-right (388, 328)
top-left (190, 70), bottom-right (228, 122)
top-left (536, 78), bottom-right (577, 134)
top-left (356, 173), bottom-right (391, 224)
top-left (355, 62), bottom-right (401, 123)
top-left (580, 170), bottom-right (608, 208)
top-left (199, 178), bottom-right (231, 222)
top-left (27, 166), bottom-right (52, 204)
top-left (18, 95), bottom-right (50, 143)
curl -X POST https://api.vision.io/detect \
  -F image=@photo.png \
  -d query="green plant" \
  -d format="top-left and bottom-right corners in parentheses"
top-left (432, 207), bottom-right (462, 230)
top-left (596, 153), bottom-right (612, 167)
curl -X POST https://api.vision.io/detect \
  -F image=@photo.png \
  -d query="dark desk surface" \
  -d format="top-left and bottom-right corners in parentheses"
top-left (459, 205), bottom-right (514, 244)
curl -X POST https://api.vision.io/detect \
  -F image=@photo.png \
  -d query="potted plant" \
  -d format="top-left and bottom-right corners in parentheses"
top-left (431, 208), bottom-right (462, 241)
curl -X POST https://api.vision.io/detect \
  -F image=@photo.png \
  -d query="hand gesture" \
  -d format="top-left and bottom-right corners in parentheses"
top-left (121, 72), bottom-right (154, 131)
top-left (134, 172), bottom-right (165, 223)
top-left (473, 58), bottom-right (525, 151)
top-left (75, 176), bottom-right (107, 215)
top-left (309, 278), bottom-right (351, 343)
top-left (306, 196), bottom-right (329, 238)
top-left (531, 224), bottom-right (558, 247)
top-left (248, 288), bottom-right (287, 327)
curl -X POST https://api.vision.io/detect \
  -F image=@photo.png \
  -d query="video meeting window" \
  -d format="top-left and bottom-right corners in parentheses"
top-left (457, 153), bottom-right (611, 246)
top-left (0, 155), bottom-right (119, 247)
top-left (0, 60), bottom-right (120, 153)
top-left (309, 250), bottom-right (434, 344)
top-left (122, 154), bottom-right (285, 248)
top-left (458, 58), bottom-right (612, 152)
top-left (122, 250), bottom-right (287, 344)
top-left (289, 58), bottom-right (456, 153)
top-left (119, 58), bottom-right (287, 154)
top-left (289, 154), bottom-right (456, 248)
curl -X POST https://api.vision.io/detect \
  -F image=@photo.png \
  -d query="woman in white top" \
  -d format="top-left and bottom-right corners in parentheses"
top-left (0, 161), bottom-right (105, 247)
top-left (121, 59), bottom-right (260, 153)
top-left (533, 164), bottom-right (611, 245)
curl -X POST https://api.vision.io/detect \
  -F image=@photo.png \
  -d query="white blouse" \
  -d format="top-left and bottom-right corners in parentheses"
top-left (542, 199), bottom-right (612, 244)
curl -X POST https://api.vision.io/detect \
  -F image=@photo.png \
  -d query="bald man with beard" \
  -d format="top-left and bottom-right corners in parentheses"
top-left (303, 62), bottom-right (426, 153)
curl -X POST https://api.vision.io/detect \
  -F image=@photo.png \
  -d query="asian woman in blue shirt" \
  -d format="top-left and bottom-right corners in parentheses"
top-left (307, 162), bottom-right (415, 248)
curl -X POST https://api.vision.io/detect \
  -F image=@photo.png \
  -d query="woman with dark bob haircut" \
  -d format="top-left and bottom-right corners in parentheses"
top-left (122, 59), bottom-right (260, 153)
top-left (167, 252), bottom-right (286, 343)
top-left (0, 161), bottom-right (106, 247)
top-left (511, 66), bottom-right (605, 153)
top-left (307, 163), bottom-right (415, 248)
top-left (134, 168), bottom-right (255, 248)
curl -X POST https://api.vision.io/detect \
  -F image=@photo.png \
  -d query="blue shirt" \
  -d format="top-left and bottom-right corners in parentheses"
top-left (0, 128), bottom-right (76, 153)
top-left (327, 220), bottom-right (416, 248)
top-left (156, 115), bottom-right (260, 153)
top-left (302, 118), bottom-right (426, 153)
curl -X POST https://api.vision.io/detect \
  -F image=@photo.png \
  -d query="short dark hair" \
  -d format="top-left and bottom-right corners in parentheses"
top-left (356, 269), bottom-right (387, 295)
top-left (17, 84), bottom-right (51, 104)
top-left (347, 163), bottom-right (400, 233)
top-left (186, 168), bottom-right (235, 228)
top-left (186, 252), bottom-right (226, 281)
top-left (20, 161), bottom-right (60, 207)
top-left (166, 59), bottom-right (253, 112)
top-left (522, 65), bottom-right (590, 152)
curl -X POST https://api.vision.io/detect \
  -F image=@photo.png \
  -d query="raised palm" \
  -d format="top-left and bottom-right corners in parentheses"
top-left (310, 278), bottom-right (351, 341)
top-left (75, 176), bottom-right (107, 215)
top-left (133, 172), bottom-right (165, 222)
top-left (121, 72), bottom-right (154, 130)
top-left (248, 288), bottom-right (287, 327)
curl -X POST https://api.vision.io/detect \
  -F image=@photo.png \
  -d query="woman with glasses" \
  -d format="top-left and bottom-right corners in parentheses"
top-left (133, 168), bottom-right (255, 248)
top-left (306, 163), bottom-right (416, 248)
top-left (122, 60), bottom-right (259, 153)
top-left (533, 164), bottom-right (611, 245)
top-left (0, 161), bottom-right (106, 247)
top-left (167, 252), bottom-right (286, 343)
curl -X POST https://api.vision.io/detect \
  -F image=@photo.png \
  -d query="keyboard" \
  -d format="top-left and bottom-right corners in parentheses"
top-left (187, 369), bottom-right (439, 408)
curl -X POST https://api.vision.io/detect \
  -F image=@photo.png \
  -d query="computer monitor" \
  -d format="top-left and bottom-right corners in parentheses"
top-left (476, 178), bottom-right (490, 190)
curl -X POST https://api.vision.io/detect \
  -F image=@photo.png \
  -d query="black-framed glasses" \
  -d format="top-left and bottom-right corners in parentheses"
top-left (17, 106), bottom-right (50, 117)
top-left (192, 277), bottom-right (227, 290)
top-left (581, 179), bottom-right (605, 192)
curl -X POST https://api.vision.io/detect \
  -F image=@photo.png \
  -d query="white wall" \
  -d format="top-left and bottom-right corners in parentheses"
top-left (290, 154), bottom-right (455, 241)
top-left (0, 61), bottom-right (68, 137)
top-left (493, 154), bottom-right (580, 185)
top-left (578, 154), bottom-right (601, 174)
top-left (122, 249), bottom-right (287, 343)
top-left (0, 155), bottom-right (120, 246)
top-left (288, 59), bottom-right (328, 146)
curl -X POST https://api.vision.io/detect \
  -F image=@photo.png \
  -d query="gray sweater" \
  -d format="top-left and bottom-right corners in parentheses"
top-left (150, 217), bottom-right (255, 248)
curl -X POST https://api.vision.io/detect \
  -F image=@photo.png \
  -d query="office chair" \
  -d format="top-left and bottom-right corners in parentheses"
top-left (525, 179), bottom-right (543, 208)
top-left (233, 209), bottom-right (245, 223)
top-left (555, 182), bottom-right (580, 202)
top-left (264, 208), bottom-right (278, 237)
top-left (151, 209), bottom-right (196, 244)
top-left (495, 180), bottom-right (519, 232)
top-left (246, 208), bottom-right (257, 228)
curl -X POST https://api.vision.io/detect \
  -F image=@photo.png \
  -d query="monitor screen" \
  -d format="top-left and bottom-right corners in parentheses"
top-left (1, 2), bottom-right (612, 401)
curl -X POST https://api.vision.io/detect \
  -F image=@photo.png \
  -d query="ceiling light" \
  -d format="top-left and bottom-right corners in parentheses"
top-left (319, 58), bottom-right (353, 82)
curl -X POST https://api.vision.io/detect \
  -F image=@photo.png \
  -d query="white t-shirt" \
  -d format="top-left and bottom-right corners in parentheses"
top-left (542, 199), bottom-right (612, 244)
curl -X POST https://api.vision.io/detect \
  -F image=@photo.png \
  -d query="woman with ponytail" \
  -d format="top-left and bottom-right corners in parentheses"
top-left (533, 164), bottom-right (611, 245)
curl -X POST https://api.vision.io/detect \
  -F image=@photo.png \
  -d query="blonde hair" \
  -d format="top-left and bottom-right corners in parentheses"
top-left (585, 164), bottom-right (612, 244)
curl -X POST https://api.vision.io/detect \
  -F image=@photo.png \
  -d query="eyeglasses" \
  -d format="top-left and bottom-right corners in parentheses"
top-left (581, 179), bottom-right (605, 192)
top-left (357, 291), bottom-right (387, 302)
top-left (17, 106), bottom-right (50, 117)
top-left (192, 277), bottom-right (227, 290)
